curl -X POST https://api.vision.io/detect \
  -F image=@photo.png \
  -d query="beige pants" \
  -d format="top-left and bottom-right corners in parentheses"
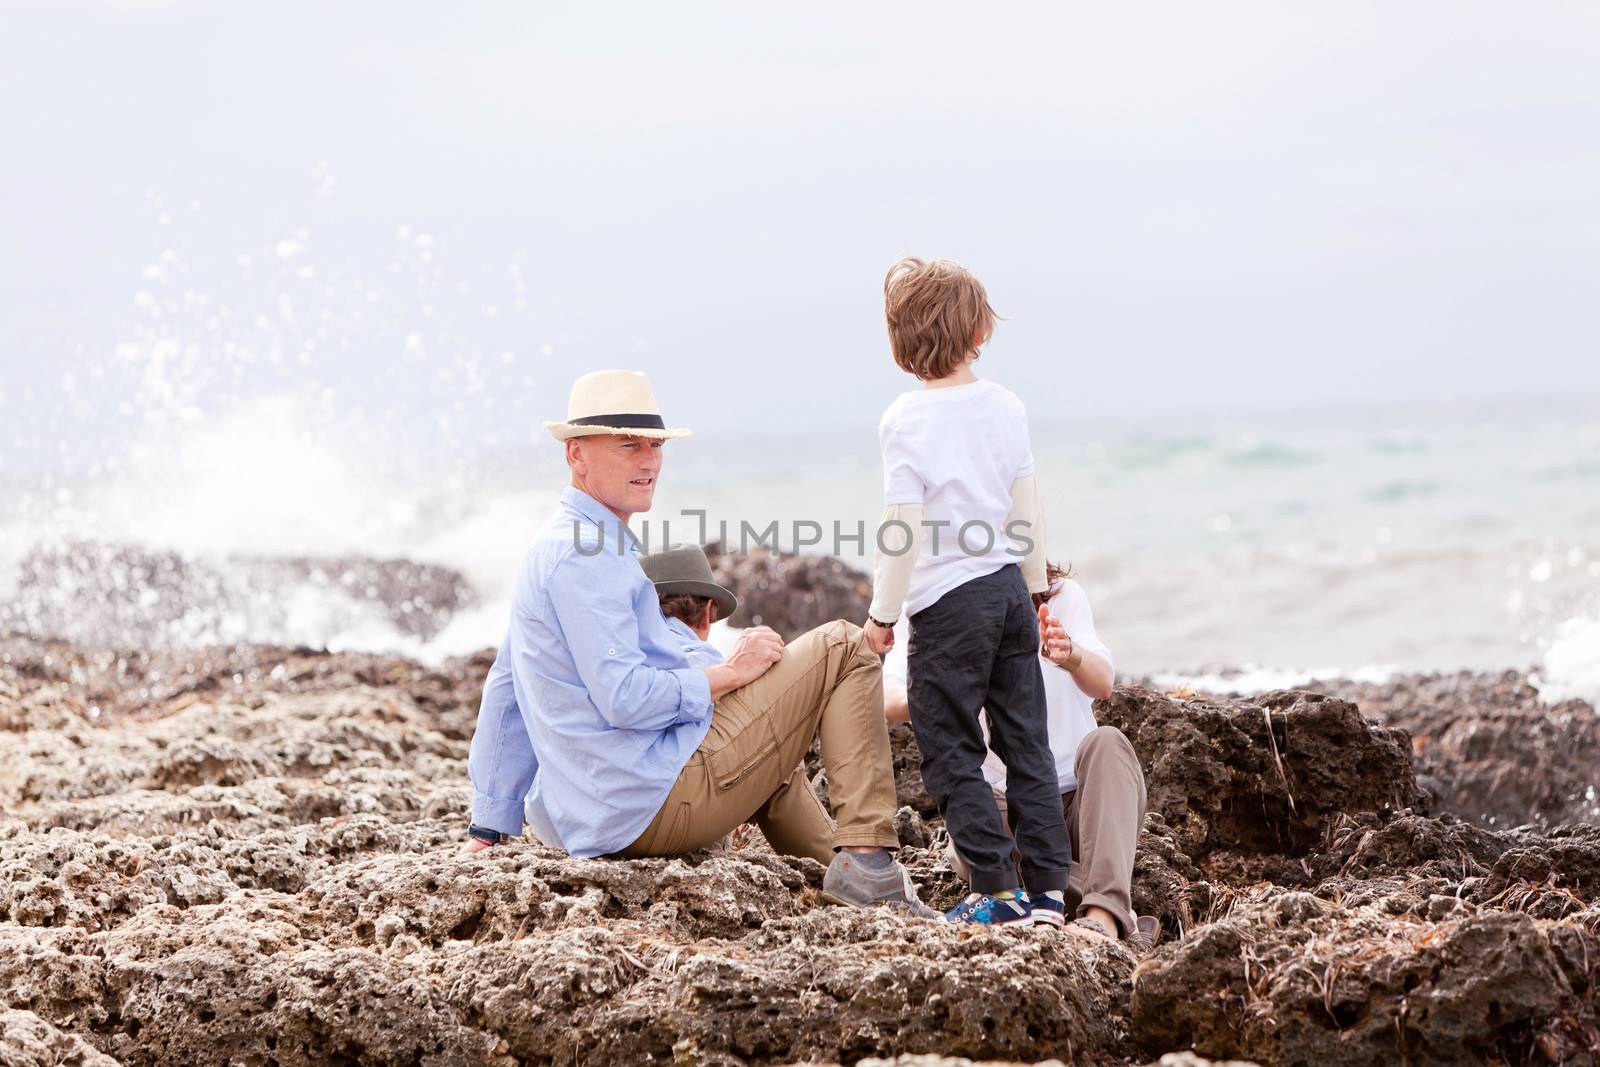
top-left (946, 726), bottom-right (1146, 936)
top-left (621, 620), bottom-right (900, 865)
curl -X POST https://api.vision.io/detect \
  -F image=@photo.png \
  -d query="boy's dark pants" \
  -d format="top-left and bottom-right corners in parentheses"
top-left (906, 563), bottom-right (1071, 895)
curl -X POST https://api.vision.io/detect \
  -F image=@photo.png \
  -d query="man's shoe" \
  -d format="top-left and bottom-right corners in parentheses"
top-left (1029, 891), bottom-right (1067, 929)
top-left (821, 851), bottom-right (939, 918)
top-left (944, 891), bottom-right (1033, 926)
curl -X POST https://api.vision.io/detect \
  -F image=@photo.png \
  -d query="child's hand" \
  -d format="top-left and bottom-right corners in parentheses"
top-left (863, 618), bottom-right (895, 655)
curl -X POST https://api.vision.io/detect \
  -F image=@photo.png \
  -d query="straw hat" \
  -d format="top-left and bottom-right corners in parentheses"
top-left (639, 544), bottom-right (738, 621)
top-left (545, 370), bottom-right (692, 441)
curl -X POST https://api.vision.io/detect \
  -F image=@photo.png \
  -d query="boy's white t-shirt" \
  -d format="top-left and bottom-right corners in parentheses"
top-left (883, 579), bottom-right (1112, 795)
top-left (878, 379), bottom-right (1035, 618)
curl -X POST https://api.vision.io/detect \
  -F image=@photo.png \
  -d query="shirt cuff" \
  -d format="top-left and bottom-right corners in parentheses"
top-left (672, 665), bottom-right (714, 725)
top-left (471, 792), bottom-right (527, 837)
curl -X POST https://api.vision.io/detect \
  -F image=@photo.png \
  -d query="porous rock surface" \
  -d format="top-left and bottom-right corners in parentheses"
top-left (1310, 670), bottom-right (1600, 828)
top-left (1133, 900), bottom-right (1598, 1065)
top-left (704, 544), bottom-right (873, 641)
top-left (3, 629), bottom-right (1598, 1066)
top-left (0, 1007), bottom-right (121, 1067)
top-left (1, 638), bottom-right (1134, 1066)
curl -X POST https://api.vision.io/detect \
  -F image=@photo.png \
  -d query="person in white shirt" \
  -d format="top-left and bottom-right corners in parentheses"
top-left (861, 256), bottom-right (1071, 928)
top-left (884, 563), bottom-right (1157, 950)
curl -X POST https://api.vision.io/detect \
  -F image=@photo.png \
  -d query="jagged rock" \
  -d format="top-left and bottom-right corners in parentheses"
top-left (810, 1056), bottom-right (1074, 1067)
top-left (1311, 670), bottom-right (1600, 828)
top-left (1129, 813), bottom-right (1203, 936)
top-left (1132, 904), bottom-right (1599, 1066)
top-left (0, 925), bottom-right (108, 1032)
top-left (448, 908), bottom-right (1134, 1065)
top-left (1473, 822), bottom-right (1600, 921)
top-left (1314, 810), bottom-right (1519, 882)
top-left (0, 636), bottom-right (490, 729)
top-left (91, 902), bottom-right (502, 1066)
top-left (1486, 822), bottom-right (1600, 889)
top-left (705, 545), bottom-right (872, 641)
top-left (893, 805), bottom-right (932, 849)
top-left (0, 1007), bottom-right (120, 1067)
top-left (0, 542), bottom-right (475, 649)
top-left (1095, 686), bottom-right (1424, 859)
top-left (7, 630), bottom-right (1600, 1067)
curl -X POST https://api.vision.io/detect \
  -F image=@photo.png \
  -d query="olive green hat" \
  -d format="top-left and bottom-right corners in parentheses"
top-left (639, 543), bottom-right (738, 621)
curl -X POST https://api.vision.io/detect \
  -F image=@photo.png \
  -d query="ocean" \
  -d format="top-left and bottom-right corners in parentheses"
top-left (3, 376), bottom-right (1597, 705)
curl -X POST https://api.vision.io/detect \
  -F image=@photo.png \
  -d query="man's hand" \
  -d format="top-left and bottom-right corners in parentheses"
top-left (1038, 603), bottom-right (1075, 669)
top-left (726, 625), bottom-right (785, 685)
top-left (863, 618), bottom-right (895, 655)
top-left (705, 625), bottom-right (787, 699)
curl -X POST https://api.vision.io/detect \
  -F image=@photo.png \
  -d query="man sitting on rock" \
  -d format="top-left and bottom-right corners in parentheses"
top-left (885, 561), bottom-right (1159, 949)
top-left (463, 369), bottom-right (933, 916)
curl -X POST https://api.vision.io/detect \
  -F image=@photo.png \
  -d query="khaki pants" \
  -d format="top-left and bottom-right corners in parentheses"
top-left (946, 726), bottom-right (1146, 936)
top-left (621, 620), bottom-right (900, 865)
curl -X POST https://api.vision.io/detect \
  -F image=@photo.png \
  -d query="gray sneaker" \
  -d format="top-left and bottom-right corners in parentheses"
top-left (820, 851), bottom-right (940, 918)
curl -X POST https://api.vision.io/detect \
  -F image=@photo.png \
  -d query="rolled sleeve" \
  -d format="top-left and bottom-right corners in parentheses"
top-left (471, 792), bottom-right (528, 838)
top-left (466, 649), bottom-right (535, 837)
top-left (669, 664), bottom-right (714, 724)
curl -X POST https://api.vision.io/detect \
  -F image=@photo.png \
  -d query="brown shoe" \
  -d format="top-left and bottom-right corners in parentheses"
top-left (1129, 914), bottom-right (1161, 955)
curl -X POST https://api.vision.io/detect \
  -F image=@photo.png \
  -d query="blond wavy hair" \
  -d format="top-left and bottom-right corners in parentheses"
top-left (883, 257), bottom-right (998, 381)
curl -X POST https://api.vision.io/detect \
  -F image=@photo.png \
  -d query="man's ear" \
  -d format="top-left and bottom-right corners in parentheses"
top-left (702, 601), bottom-right (717, 632)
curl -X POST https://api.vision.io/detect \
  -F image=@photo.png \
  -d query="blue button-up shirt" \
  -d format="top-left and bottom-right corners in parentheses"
top-left (466, 486), bottom-right (723, 856)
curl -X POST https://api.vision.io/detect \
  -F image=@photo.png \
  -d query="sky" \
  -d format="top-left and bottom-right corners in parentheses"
top-left (2, 0), bottom-right (1599, 457)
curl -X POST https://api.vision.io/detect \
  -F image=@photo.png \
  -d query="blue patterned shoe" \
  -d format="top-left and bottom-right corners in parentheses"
top-left (1029, 890), bottom-right (1067, 929)
top-left (944, 891), bottom-right (1033, 926)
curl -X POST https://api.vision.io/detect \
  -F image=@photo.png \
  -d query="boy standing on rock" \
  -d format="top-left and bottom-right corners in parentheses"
top-left (861, 257), bottom-right (1072, 927)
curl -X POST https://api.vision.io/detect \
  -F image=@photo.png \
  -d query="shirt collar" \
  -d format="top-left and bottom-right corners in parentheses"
top-left (560, 486), bottom-right (642, 554)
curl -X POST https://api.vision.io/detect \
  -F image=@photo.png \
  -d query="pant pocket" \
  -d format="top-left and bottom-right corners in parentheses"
top-left (705, 701), bottom-right (781, 792)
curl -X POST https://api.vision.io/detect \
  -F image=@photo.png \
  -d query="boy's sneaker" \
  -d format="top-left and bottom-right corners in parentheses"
top-left (821, 851), bottom-right (940, 918)
top-left (944, 891), bottom-right (1033, 926)
top-left (1029, 890), bottom-right (1067, 929)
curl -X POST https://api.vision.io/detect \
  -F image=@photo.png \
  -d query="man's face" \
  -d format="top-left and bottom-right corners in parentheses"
top-left (568, 434), bottom-right (663, 518)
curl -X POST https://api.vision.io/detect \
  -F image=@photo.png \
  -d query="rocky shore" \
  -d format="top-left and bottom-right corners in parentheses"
top-left (2, 554), bottom-right (1598, 1065)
